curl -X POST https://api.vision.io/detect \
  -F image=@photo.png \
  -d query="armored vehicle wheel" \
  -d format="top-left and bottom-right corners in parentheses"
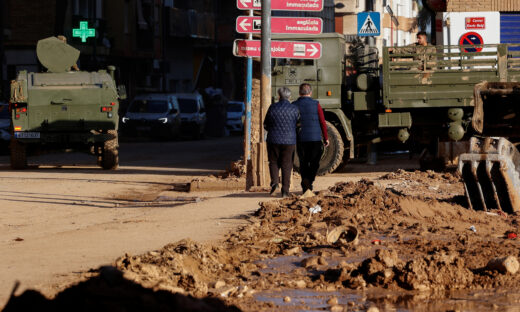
top-left (100, 130), bottom-right (119, 170)
top-left (10, 138), bottom-right (27, 169)
top-left (294, 121), bottom-right (344, 176)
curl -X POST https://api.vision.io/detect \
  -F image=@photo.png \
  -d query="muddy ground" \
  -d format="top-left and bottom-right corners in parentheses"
top-left (5, 169), bottom-right (520, 311)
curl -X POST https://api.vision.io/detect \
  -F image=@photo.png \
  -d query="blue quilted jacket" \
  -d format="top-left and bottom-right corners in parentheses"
top-left (293, 96), bottom-right (322, 142)
top-left (263, 100), bottom-right (300, 145)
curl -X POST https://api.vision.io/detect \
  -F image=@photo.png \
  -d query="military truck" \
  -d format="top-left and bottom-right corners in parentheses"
top-left (9, 37), bottom-right (126, 170)
top-left (273, 34), bottom-right (520, 213)
top-left (272, 34), bottom-right (518, 172)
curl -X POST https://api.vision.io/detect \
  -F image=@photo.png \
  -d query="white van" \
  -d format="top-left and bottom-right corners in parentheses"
top-left (174, 93), bottom-right (207, 139)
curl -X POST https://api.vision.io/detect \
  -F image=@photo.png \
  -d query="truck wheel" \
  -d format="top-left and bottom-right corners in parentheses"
top-left (293, 121), bottom-right (344, 176)
top-left (10, 139), bottom-right (27, 169)
top-left (101, 130), bottom-right (119, 170)
top-left (317, 121), bottom-right (344, 175)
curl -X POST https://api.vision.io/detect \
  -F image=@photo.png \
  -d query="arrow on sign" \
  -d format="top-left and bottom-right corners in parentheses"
top-left (239, 0), bottom-right (251, 7)
top-left (307, 44), bottom-right (319, 57)
top-left (239, 19), bottom-right (251, 32)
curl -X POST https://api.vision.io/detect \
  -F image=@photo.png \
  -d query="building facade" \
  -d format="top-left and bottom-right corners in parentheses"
top-left (447, 0), bottom-right (520, 12)
top-left (0, 0), bottom-right (242, 102)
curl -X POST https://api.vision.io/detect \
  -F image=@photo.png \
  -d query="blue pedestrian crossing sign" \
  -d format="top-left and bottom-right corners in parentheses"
top-left (357, 12), bottom-right (380, 37)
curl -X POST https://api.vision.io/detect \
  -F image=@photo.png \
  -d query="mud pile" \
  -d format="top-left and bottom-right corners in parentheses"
top-left (6, 172), bottom-right (520, 311)
top-left (111, 176), bottom-right (520, 308)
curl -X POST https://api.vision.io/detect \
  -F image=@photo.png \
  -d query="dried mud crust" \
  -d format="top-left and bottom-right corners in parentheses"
top-left (8, 171), bottom-right (520, 311)
top-left (109, 174), bottom-right (520, 309)
top-left (378, 168), bottom-right (464, 200)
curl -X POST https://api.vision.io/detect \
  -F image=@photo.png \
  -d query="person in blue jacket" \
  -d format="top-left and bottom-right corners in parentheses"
top-left (292, 83), bottom-right (329, 193)
top-left (263, 87), bottom-right (300, 197)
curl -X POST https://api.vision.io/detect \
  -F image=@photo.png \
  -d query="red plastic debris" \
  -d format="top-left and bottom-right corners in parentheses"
top-left (371, 239), bottom-right (381, 245)
top-left (507, 232), bottom-right (517, 239)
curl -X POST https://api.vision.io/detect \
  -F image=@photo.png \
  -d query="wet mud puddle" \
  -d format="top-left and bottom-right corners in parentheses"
top-left (255, 288), bottom-right (520, 311)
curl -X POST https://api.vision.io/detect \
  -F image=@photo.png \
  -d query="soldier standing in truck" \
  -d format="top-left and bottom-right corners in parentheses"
top-left (390, 31), bottom-right (436, 70)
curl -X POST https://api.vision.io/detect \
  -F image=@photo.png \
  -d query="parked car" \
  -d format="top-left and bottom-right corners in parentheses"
top-left (121, 94), bottom-right (181, 139)
top-left (226, 101), bottom-right (245, 133)
top-left (175, 93), bottom-right (207, 139)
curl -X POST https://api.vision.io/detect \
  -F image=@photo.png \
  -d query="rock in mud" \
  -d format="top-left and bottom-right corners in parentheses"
top-left (330, 305), bottom-right (345, 312)
top-left (283, 296), bottom-right (291, 302)
top-left (284, 246), bottom-right (301, 256)
top-left (375, 249), bottom-right (400, 268)
top-left (218, 286), bottom-right (237, 297)
top-left (211, 280), bottom-right (226, 289)
top-left (301, 256), bottom-right (319, 268)
top-left (486, 256), bottom-right (520, 274)
top-left (318, 257), bottom-right (329, 266)
top-left (327, 297), bottom-right (338, 305)
top-left (293, 280), bottom-right (307, 288)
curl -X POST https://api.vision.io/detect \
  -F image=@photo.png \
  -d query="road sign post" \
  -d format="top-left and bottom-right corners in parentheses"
top-left (244, 9), bottom-right (254, 190)
top-left (236, 16), bottom-right (323, 34)
top-left (237, 0), bottom-right (323, 11)
top-left (256, 0), bottom-right (271, 188)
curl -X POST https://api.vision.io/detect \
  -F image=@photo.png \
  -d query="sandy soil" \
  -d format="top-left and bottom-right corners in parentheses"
top-left (0, 137), bottom-right (415, 308)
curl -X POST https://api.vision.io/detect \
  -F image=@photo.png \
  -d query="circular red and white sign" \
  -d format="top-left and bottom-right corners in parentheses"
top-left (459, 32), bottom-right (484, 52)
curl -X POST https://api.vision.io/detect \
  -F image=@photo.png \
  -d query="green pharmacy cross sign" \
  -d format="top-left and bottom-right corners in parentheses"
top-left (73, 21), bottom-right (96, 43)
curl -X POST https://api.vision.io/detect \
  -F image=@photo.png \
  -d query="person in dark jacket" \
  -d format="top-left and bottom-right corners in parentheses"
top-left (293, 83), bottom-right (329, 193)
top-left (263, 87), bottom-right (300, 197)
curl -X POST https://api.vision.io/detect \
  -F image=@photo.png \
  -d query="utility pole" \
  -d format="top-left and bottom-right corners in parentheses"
top-left (256, 0), bottom-right (271, 187)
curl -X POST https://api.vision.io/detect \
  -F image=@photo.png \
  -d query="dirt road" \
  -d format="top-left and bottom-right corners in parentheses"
top-left (0, 136), bottom-right (421, 307)
top-left (0, 137), bottom-right (248, 303)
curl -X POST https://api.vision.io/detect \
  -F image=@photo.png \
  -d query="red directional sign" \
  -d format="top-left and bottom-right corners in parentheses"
top-left (236, 16), bottom-right (323, 34)
top-left (237, 0), bottom-right (323, 11)
top-left (233, 40), bottom-right (322, 59)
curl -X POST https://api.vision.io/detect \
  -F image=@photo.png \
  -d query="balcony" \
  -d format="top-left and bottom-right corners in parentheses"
top-left (168, 8), bottom-right (215, 40)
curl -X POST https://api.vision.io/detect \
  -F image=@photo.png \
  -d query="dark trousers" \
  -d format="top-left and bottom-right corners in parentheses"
top-left (267, 143), bottom-right (295, 193)
top-left (297, 141), bottom-right (323, 192)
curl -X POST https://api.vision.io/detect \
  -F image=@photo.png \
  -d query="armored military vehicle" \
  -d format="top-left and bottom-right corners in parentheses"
top-left (273, 34), bottom-right (520, 213)
top-left (9, 37), bottom-right (125, 169)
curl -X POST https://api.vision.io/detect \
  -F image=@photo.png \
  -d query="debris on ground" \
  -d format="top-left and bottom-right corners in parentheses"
top-left (220, 159), bottom-right (246, 179)
top-left (6, 170), bottom-right (520, 311)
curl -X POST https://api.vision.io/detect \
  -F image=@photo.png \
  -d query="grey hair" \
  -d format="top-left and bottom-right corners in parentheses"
top-left (299, 83), bottom-right (312, 96)
top-left (277, 87), bottom-right (291, 100)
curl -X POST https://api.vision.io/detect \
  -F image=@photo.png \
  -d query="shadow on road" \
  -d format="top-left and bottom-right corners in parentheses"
top-left (0, 165), bottom-right (223, 178)
top-left (2, 267), bottom-right (241, 312)
top-left (0, 136), bottom-right (243, 176)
